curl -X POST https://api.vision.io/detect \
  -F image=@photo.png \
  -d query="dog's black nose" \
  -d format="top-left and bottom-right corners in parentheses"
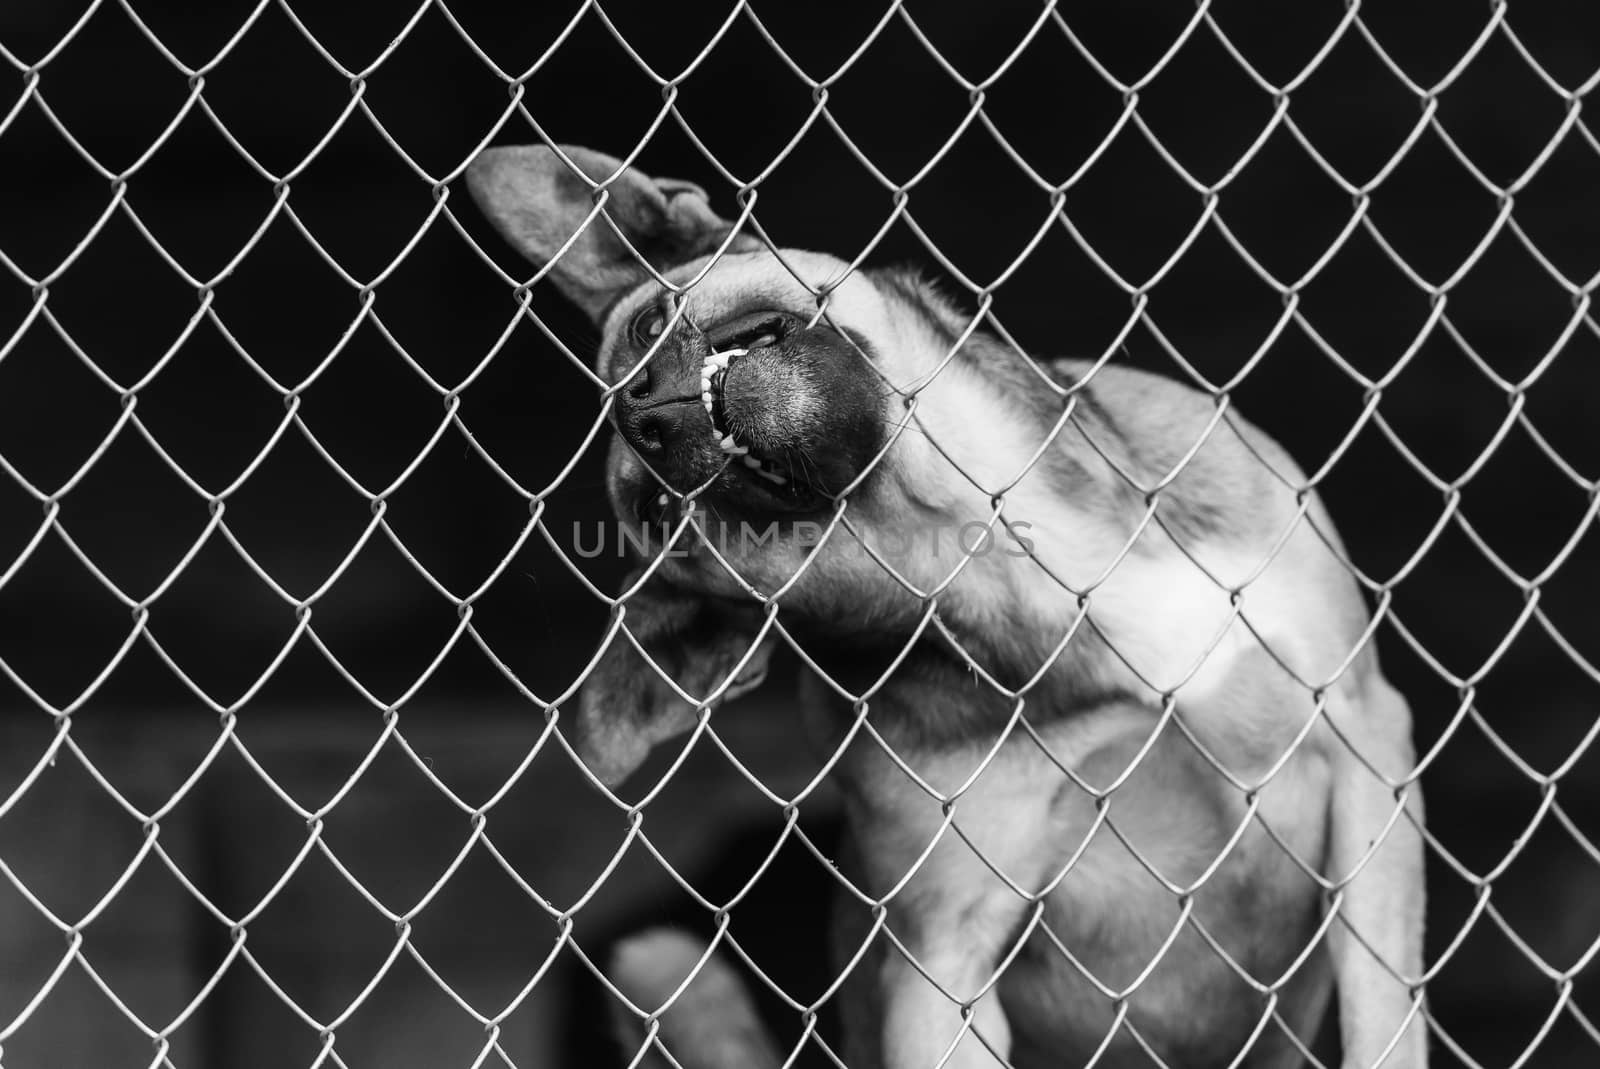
top-left (620, 399), bottom-right (702, 456)
top-left (613, 332), bottom-right (719, 479)
top-left (609, 332), bottom-right (750, 491)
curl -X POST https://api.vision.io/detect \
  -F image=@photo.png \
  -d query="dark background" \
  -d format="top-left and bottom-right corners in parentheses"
top-left (0, 1), bottom-right (1596, 1066)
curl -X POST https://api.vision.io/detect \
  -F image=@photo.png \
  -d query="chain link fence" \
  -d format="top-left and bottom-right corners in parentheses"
top-left (1, 1), bottom-right (1597, 1067)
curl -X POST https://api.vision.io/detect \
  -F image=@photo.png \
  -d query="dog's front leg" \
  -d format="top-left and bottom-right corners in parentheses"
top-left (851, 753), bottom-right (1053, 1069)
top-left (879, 889), bottom-right (1019, 1069)
top-left (1326, 674), bottom-right (1428, 1069)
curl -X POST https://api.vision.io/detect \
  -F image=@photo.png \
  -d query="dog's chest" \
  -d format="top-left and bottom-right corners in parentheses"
top-left (833, 696), bottom-right (1332, 1067)
top-left (833, 699), bottom-right (1181, 907)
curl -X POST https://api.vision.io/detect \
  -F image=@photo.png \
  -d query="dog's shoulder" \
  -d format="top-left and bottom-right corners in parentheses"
top-left (1040, 357), bottom-right (1312, 544)
top-left (861, 266), bottom-right (1315, 545)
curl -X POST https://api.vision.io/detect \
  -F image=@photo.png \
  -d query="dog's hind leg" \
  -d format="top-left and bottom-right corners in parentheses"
top-left (1324, 675), bottom-right (1428, 1069)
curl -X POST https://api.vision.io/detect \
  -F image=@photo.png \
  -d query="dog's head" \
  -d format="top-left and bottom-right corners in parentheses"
top-left (468, 144), bottom-right (893, 523)
top-left (469, 144), bottom-right (1032, 783)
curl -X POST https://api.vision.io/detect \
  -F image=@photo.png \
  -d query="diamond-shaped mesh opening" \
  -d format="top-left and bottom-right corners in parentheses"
top-left (1, 2), bottom-right (1596, 1067)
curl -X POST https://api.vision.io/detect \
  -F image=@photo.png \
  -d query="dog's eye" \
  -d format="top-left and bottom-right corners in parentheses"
top-left (630, 307), bottom-right (667, 347)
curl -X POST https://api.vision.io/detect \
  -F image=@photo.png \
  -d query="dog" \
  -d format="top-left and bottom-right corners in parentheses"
top-left (466, 144), bottom-right (1428, 1069)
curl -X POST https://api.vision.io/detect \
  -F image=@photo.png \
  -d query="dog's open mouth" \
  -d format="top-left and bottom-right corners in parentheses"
top-left (698, 325), bottom-right (792, 489)
top-left (618, 307), bottom-right (882, 527)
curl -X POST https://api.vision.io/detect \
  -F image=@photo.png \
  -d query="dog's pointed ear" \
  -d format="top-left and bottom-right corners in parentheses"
top-left (574, 575), bottom-right (775, 787)
top-left (466, 144), bottom-right (757, 321)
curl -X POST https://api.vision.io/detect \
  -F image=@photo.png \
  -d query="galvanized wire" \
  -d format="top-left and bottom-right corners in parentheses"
top-left (0, 2), bottom-right (1597, 1068)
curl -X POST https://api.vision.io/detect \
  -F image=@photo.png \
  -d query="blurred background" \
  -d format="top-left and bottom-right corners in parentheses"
top-left (0, 0), bottom-right (1596, 1066)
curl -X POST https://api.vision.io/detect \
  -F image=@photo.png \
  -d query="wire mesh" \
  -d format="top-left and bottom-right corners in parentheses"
top-left (0, 1), bottom-right (1597, 1068)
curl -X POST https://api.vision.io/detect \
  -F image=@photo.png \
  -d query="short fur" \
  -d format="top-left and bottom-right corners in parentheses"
top-left (467, 144), bottom-right (1428, 1069)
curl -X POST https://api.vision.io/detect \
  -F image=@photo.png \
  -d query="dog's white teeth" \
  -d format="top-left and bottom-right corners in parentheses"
top-left (702, 390), bottom-right (714, 411)
top-left (752, 334), bottom-right (776, 349)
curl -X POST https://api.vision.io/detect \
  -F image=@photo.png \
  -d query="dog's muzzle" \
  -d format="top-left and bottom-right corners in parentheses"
top-left (613, 311), bottom-right (884, 518)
